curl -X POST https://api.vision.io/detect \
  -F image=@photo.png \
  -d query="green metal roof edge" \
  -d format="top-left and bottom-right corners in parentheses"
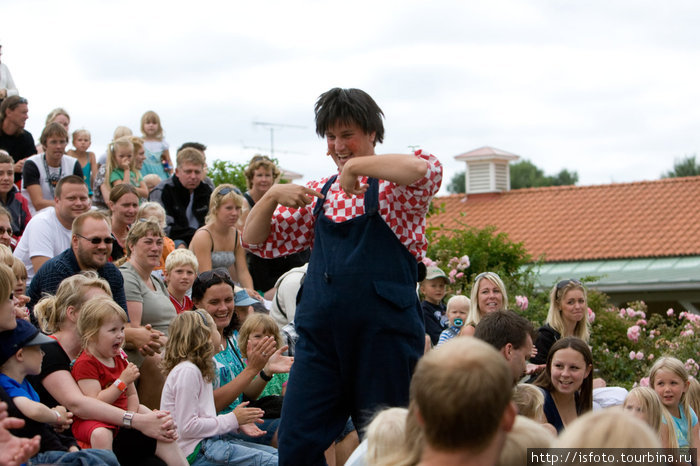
top-left (529, 256), bottom-right (700, 292)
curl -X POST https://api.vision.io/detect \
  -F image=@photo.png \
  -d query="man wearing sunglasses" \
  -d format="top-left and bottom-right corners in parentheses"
top-left (244, 87), bottom-right (443, 465)
top-left (26, 210), bottom-right (126, 312)
top-left (14, 175), bottom-right (90, 284)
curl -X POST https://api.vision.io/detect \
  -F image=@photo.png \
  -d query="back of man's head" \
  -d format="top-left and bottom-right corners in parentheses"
top-left (474, 310), bottom-right (534, 352)
top-left (411, 337), bottom-right (513, 453)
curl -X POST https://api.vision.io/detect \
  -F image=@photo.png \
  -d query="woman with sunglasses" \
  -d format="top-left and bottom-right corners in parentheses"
top-left (531, 279), bottom-right (590, 367)
top-left (117, 219), bottom-right (176, 409)
top-left (192, 269), bottom-right (292, 449)
top-left (108, 184), bottom-right (139, 262)
top-left (190, 184), bottom-right (259, 299)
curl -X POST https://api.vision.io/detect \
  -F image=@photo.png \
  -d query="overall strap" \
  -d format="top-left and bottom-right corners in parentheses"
top-left (364, 178), bottom-right (379, 215)
top-left (313, 175), bottom-right (337, 217)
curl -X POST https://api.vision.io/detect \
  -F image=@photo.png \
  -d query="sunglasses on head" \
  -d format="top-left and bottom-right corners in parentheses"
top-left (474, 271), bottom-right (502, 283)
top-left (556, 279), bottom-right (582, 290)
top-left (76, 233), bottom-right (114, 245)
top-left (216, 187), bottom-right (239, 197)
top-left (198, 268), bottom-right (233, 285)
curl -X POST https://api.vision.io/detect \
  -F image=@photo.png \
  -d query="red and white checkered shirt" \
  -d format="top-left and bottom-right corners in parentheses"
top-left (245, 150), bottom-right (442, 260)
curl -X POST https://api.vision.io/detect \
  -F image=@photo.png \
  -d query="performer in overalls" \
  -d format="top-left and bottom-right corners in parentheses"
top-left (243, 87), bottom-right (442, 465)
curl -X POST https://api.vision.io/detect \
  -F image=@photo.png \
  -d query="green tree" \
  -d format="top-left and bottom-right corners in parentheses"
top-left (447, 160), bottom-right (578, 193)
top-left (662, 155), bottom-right (700, 178)
top-left (207, 156), bottom-right (287, 191)
top-left (208, 160), bottom-right (248, 191)
top-left (426, 223), bottom-right (540, 303)
top-left (447, 171), bottom-right (465, 193)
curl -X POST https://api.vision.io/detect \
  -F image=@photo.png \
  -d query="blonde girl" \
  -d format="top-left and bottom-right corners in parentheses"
top-left (140, 111), bottom-right (172, 180)
top-left (461, 271), bottom-right (508, 337)
top-left (649, 357), bottom-right (699, 451)
top-left (532, 279), bottom-right (590, 366)
top-left (127, 136), bottom-right (148, 198)
top-left (71, 296), bottom-right (186, 464)
top-left (161, 310), bottom-right (278, 465)
top-left (101, 136), bottom-right (135, 202)
top-left (623, 386), bottom-right (672, 447)
top-left (238, 313), bottom-right (289, 398)
top-left (68, 129), bottom-right (97, 196)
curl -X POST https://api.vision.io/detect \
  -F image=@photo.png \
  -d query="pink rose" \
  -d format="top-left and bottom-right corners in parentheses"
top-left (422, 257), bottom-right (437, 267)
top-left (629, 351), bottom-right (636, 360)
top-left (515, 296), bottom-right (529, 311)
top-left (627, 325), bottom-right (641, 342)
top-left (667, 308), bottom-right (675, 316)
top-left (636, 319), bottom-right (647, 326)
top-left (588, 308), bottom-right (596, 323)
top-left (636, 351), bottom-right (644, 360)
top-left (640, 377), bottom-right (650, 387)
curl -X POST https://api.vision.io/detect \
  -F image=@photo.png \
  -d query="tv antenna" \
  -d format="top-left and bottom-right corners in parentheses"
top-left (253, 121), bottom-right (306, 156)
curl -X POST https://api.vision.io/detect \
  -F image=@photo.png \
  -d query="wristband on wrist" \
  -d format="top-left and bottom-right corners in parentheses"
top-left (122, 411), bottom-right (134, 428)
top-left (113, 378), bottom-right (127, 392)
top-left (259, 369), bottom-right (272, 382)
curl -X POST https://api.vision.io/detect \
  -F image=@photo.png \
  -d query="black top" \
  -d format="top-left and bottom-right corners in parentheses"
top-left (0, 129), bottom-right (37, 182)
top-left (421, 300), bottom-right (447, 346)
top-left (532, 323), bottom-right (561, 365)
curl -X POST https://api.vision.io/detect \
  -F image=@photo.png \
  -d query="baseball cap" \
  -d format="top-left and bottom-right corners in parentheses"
top-left (0, 319), bottom-right (56, 366)
top-left (424, 266), bottom-right (448, 282)
top-left (234, 287), bottom-right (258, 307)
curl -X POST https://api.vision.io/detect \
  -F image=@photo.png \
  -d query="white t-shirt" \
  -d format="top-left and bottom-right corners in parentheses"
top-left (13, 207), bottom-right (72, 283)
top-left (20, 153), bottom-right (81, 216)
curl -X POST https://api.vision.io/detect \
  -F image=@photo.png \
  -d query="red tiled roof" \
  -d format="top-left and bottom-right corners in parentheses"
top-left (428, 176), bottom-right (700, 262)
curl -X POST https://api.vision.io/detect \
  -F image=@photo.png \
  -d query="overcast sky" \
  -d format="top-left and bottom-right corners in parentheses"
top-left (3, 0), bottom-right (699, 194)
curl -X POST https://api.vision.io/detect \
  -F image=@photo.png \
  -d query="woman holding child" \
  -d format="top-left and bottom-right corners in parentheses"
top-left (30, 273), bottom-right (178, 465)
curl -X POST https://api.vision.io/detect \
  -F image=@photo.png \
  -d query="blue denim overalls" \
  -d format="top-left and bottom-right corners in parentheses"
top-left (278, 176), bottom-right (425, 465)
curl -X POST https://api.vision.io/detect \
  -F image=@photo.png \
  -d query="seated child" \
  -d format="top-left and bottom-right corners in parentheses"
top-left (164, 249), bottom-right (198, 314)
top-left (649, 356), bottom-right (699, 451)
top-left (512, 383), bottom-right (557, 436)
top-left (420, 266), bottom-right (449, 346)
top-left (437, 295), bottom-right (469, 346)
top-left (623, 386), bottom-right (671, 447)
top-left (238, 313), bottom-right (289, 401)
top-left (0, 318), bottom-right (119, 464)
top-left (71, 297), bottom-right (187, 465)
top-left (345, 407), bottom-right (408, 466)
top-left (497, 415), bottom-right (553, 466)
top-left (11, 257), bottom-right (29, 321)
top-left (161, 310), bottom-right (278, 465)
top-left (143, 174), bottom-right (162, 193)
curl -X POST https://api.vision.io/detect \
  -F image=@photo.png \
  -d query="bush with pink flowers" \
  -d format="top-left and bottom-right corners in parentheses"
top-left (590, 301), bottom-right (700, 388)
